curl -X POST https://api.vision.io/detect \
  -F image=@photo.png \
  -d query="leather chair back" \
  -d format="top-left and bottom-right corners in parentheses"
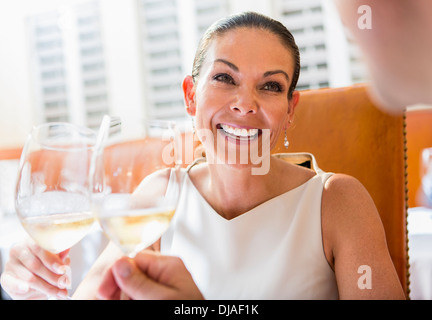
top-left (272, 84), bottom-right (409, 296)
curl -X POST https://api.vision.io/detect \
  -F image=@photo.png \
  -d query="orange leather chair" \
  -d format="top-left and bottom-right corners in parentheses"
top-left (0, 147), bottom-right (22, 160)
top-left (272, 84), bottom-right (409, 297)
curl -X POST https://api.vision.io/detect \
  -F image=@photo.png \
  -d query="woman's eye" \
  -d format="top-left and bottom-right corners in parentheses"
top-left (214, 73), bottom-right (235, 85)
top-left (263, 82), bottom-right (283, 92)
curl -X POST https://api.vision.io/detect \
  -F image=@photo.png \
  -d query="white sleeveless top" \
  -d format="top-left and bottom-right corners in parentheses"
top-left (161, 157), bottom-right (339, 300)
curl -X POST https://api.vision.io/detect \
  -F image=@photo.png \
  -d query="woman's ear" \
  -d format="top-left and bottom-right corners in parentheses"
top-left (182, 75), bottom-right (196, 116)
top-left (288, 90), bottom-right (300, 118)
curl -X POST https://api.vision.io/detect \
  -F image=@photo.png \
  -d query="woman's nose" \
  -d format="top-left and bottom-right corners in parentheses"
top-left (230, 104), bottom-right (257, 115)
top-left (230, 89), bottom-right (258, 115)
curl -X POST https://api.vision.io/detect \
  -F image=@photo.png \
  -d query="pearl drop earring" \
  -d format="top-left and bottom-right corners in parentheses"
top-left (284, 119), bottom-right (292, 149)
top-left (284, 130), bottom-right (289, 149)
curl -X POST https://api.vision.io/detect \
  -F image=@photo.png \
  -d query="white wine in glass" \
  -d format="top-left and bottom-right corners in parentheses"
top-left (91, 116), bottom-right (183, 257)
top-left (15, 123), bottom-right (97, 258)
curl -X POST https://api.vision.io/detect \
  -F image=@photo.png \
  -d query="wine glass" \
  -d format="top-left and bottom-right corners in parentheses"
top-left (15, 122), bottom-right (97, 298)
top-left (90, 116), bottom-right (183, 258)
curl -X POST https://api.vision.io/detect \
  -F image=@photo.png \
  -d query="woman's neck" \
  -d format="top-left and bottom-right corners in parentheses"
top-left (192, 157), bottom-right (281, 220)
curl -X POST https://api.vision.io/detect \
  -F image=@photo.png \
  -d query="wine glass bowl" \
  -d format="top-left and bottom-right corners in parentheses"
top-left (15, 122), bottom-right (97, 254)
top-left (91, 117), bottom-right (182, 257)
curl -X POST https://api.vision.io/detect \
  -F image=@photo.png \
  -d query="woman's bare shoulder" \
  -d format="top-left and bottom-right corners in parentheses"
top-left (321, 173), bottom-right (385, 266)
top-left (321, 173), bottom-right (380, 227)
top-left (322, 173), bottom-right (376, 211)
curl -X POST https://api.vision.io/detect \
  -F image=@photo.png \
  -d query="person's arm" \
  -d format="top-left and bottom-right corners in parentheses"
top-left (72, 241), bottom-right (123, 299)
top-left (322, 174), bottom-right (406, 299)
top-left (97, 250), bottom-right (204, 300)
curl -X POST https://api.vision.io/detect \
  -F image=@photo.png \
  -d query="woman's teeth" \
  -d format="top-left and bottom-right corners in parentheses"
top-left (220, 124), bottom-right (259, 139)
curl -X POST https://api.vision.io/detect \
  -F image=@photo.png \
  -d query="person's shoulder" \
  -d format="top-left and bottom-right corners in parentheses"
top-left (322, 173), bottom-right (370, 200)
top-left (321, 173), bottom-right (381, 232)
top-left (321, 173), bottom-right (381, 229)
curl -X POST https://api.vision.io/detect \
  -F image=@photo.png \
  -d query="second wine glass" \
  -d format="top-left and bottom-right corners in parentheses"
top-left (90, 116), bottom-right (183, 257)
top-left (15, 122), bottom-right (97, 255)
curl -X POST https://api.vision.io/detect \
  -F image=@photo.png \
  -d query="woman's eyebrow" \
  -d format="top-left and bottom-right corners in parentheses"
top-left (263, 70), bottom-right (290, 82)
top-left (214, 59), bottom-right (290, 82)
top-left (214, 59), bottom-right (239, 72)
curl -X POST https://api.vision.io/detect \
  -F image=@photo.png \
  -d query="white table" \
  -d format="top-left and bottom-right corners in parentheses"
top-left (407, 206), bottom-right (432, 300)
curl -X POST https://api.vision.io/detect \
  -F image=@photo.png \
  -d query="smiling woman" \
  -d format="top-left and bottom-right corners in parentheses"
top-left (1, 11), bottom-right (406, 300)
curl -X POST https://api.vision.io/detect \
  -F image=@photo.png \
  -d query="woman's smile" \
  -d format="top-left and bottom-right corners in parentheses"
top-left (217, 123), bottom-right (260, 141)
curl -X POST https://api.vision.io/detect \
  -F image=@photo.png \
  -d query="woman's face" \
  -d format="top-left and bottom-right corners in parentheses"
top-left (184, 27), bottom-right (299, 168)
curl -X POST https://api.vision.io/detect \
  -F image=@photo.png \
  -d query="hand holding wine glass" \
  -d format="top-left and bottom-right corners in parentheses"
top-left (1, 122), bottom-right (97, 299)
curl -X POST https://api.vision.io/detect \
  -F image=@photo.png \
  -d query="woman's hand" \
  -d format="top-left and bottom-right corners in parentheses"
top-left (97, 250), bottom-right (204, 300)
top-left (0, 238), bottom-right (71, 300)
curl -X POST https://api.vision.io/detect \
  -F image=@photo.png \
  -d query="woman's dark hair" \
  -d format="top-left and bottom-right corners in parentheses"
top-left (191, 11), bottom-right (300, 100)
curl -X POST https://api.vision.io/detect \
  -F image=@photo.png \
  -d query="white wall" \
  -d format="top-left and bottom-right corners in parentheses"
top-left (99, 0), bottom-right (147, 124)
top-left (228, 0), bottom-right (273, 17)
top-left (0, 2), bottom-right (35, 148)
top-left (322, 0), bottom-right (352, 88)
top-left (0, 0), bottom-right (90, 148)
